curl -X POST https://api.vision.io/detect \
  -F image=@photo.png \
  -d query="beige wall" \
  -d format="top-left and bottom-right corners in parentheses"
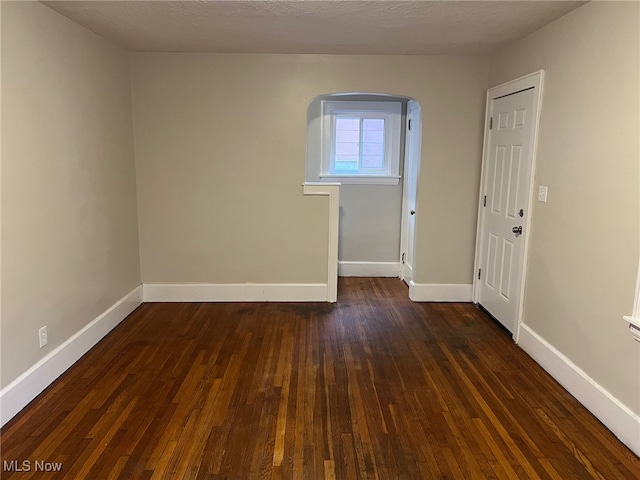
top-left (1, 2), bottom-right (141, 388)
top-left (131, 53), bottom-right (489, 284)
top-left (490, 1), bottom-right (640, 413)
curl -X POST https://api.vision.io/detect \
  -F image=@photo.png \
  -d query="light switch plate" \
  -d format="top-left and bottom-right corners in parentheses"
top-left (538, 185), bottom-right (548, 203)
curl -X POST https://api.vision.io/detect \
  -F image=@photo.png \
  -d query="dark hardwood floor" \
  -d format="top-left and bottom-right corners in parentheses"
top-left (1, 278), bottom-right (638, 479)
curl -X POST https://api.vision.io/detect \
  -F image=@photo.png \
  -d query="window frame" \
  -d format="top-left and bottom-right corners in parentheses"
top-left (320, 100), bottom-right (402, 185)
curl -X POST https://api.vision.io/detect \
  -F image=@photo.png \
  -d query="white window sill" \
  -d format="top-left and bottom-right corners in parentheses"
top-left (319, 175), bottom-right (400, 185)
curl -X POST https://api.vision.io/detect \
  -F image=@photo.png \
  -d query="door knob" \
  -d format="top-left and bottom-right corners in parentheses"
top-left (512, 226), bottom-right (523, 235)
top-left (410, 210), bottom-right (415, 215)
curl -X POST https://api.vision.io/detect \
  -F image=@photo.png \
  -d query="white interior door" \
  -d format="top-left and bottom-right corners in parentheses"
top-left (477, 88), bottom-right (536, 334)
top-left (400, 101), bottom-right (421, 284)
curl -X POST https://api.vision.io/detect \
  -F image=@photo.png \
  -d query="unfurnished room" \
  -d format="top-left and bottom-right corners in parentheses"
top-left (1, 0), bottom-right (639, 478)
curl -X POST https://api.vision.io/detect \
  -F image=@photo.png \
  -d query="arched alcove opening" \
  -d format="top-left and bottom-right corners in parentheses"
top-left (306, 93), bottom-right (422, 291)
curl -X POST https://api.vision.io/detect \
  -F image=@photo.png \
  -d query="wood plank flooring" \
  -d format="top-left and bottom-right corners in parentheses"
top-left (1, 278), bottom-right (638, 479)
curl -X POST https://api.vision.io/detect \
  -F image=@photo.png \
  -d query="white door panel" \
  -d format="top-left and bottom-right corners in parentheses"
top-left (478, 88), bottom-right (535, 334)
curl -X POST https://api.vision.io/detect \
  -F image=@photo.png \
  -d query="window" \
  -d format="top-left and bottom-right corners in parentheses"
top-left (320, 101), bottom-right (402, 185)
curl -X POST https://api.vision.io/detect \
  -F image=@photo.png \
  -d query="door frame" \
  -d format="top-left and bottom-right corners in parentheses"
top-left (472, 70), bottom-right (545, 343)
top-left (399, 100), bottom-right (422, 286)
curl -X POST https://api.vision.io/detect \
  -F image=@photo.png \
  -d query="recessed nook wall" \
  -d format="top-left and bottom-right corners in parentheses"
top-left (306, 94), bottom-right (409, 270)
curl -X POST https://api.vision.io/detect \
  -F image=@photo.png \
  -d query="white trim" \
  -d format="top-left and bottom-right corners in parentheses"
top-left (338, 261), bottom-right (400, 277)
top-left (486, 70), bottom-right (546, 100)
top-left (408, 283), bottom-right (472, 302)
top-left (142, 283), bottom-right (327, 302)
top-left (319, 174), bottom-right (400, 185)
top-left (518, 324), bottom-right (640, 457)
top-left (303, 182), bottom-right (340, 302)
top-left (472, 70), bottom-right (545, 343)
top-left (399, 100), bottom-right (422, 286)
top-left (623, 257), bottom-right (640, 340)
top-left (0, 285), bottom-right (143, 427)
top-left (624, 319), bottom-right (640, 344)
top-left (401, 264), bottom-right (413, 286)
top-left (624, 257), bottom-right (640, 327)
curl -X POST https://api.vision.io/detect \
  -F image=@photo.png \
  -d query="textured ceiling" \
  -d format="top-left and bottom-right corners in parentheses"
top-left (42, 0), bottom-right (587, 55)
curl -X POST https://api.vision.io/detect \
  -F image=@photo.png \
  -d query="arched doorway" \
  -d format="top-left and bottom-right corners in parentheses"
top-left (305, 93), bottom-right (422, 296)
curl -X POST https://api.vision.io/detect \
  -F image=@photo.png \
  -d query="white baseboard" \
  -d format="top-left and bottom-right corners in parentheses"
top-left (518, 324), bottom-right (640, 457)
top-left (143, 283), bottom-right (328, 302)
top-left (400, 264), bottom-right (413, 282)
top-left (408, 282), bottom-right (472, 302)
top-left (0, 285), bottom-right (143, 428)
top-left (338, 261), bottom-right (400, 277)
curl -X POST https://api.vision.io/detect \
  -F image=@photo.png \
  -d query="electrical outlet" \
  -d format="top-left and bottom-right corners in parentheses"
top-left (39, 326), bottom-right (48, 348)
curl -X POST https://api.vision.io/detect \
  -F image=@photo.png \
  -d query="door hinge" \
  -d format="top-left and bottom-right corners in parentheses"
top-left (478, 268), bottom-right (482, 280)
top-left (402, 253), bottom-right (406, 264)
top-left (483, 195), bottom-right (487, 207)
top-left (408, 119), bottom-right (412, 131)
top-left (489, 117), bottom-right (493, 130)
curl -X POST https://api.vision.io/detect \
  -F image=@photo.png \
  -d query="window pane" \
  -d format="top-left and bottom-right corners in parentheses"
top-left (335, 156), bottom-right (359, 171)
top-left (362, 130), bottom-right (384, 143)
top-left (336, 142), bottom-right (359, 156)
top-left (336, 117), bottom-right (359, 130)
top-left (362, 118), bottom-right (385, 169)
top-left (362, 142), bottom-right (383, 155)
top-left (363, 118), bottom-right (384, 131)
top-left (336, 130), bottom-right (360, 143)
top-left (362, 155), bottom-right (384, 169)
top-left (335, 117), bottom-right (361, 172)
